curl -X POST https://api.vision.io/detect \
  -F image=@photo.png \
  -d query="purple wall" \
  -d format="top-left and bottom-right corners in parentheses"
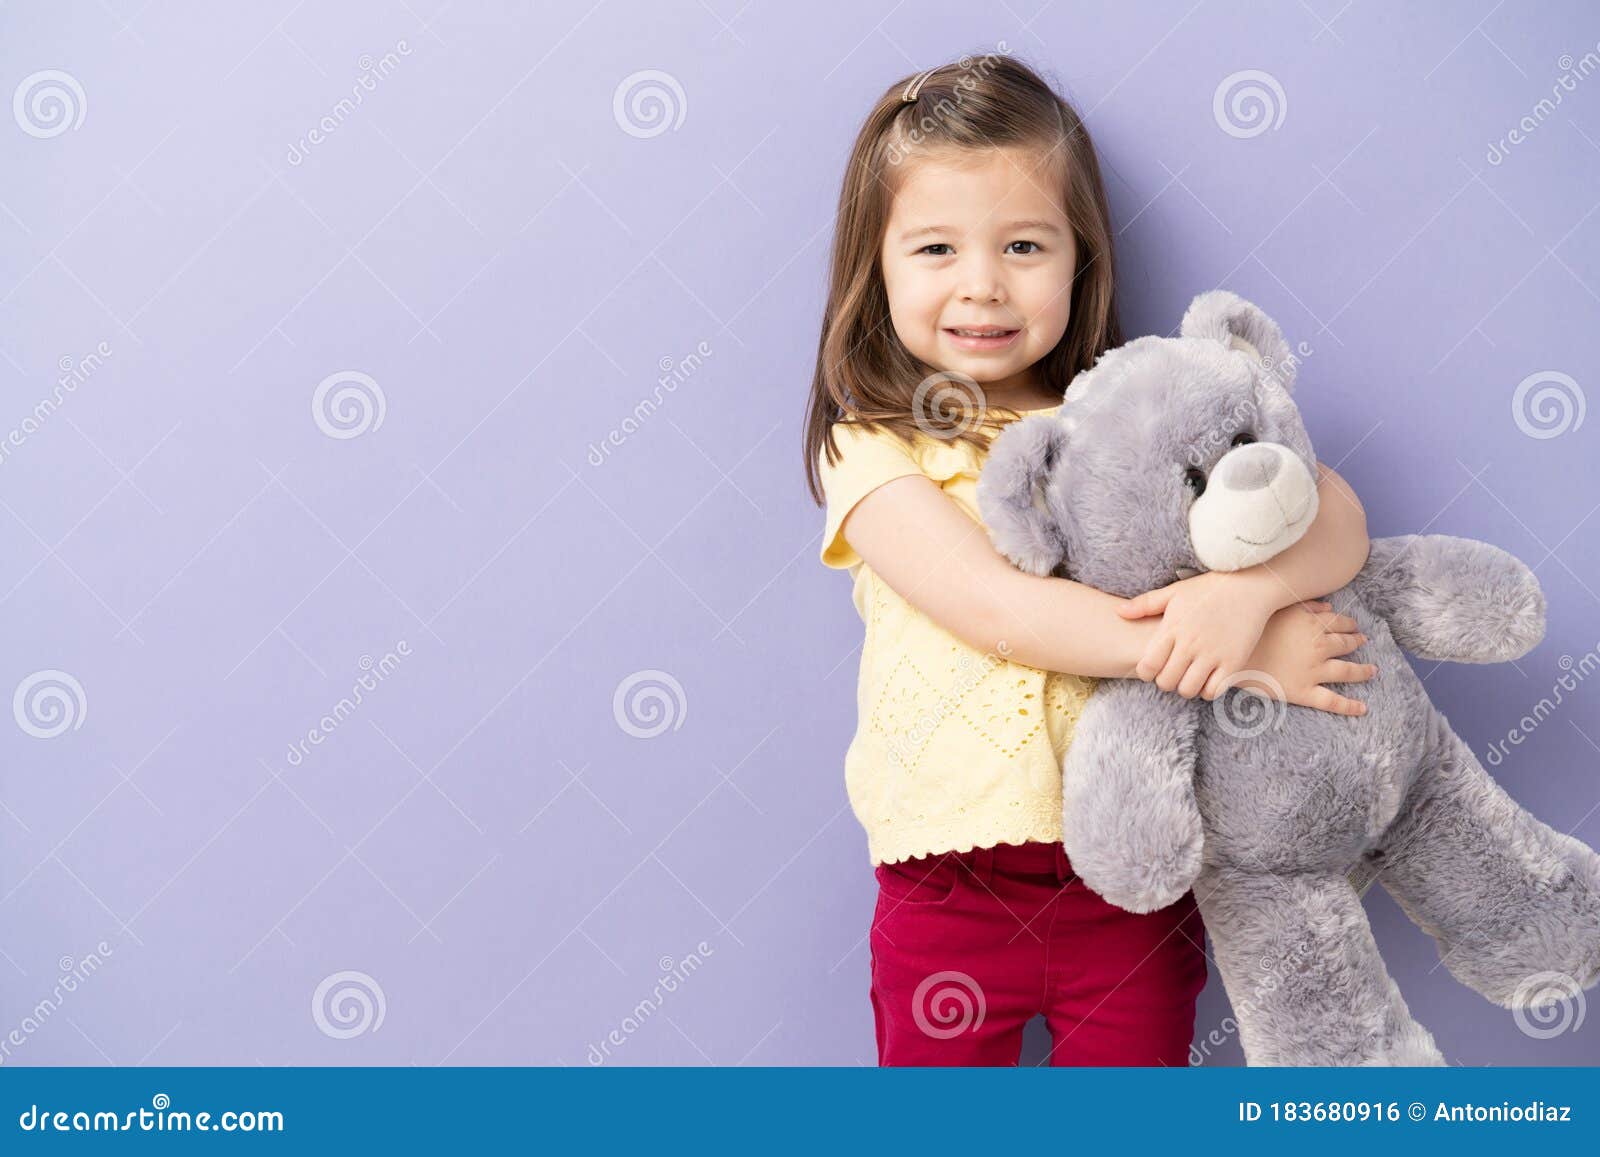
top-left (1, 1), bottom-right (1597, 1066)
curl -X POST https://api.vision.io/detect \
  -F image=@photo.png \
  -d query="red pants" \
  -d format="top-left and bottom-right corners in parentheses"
top-left (869, 840), bottom-right (1208, 1066)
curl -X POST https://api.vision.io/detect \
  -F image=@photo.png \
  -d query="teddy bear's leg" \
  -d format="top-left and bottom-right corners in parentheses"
top-left (1193, 863), bottom-right (1444, 1065)
top-left (1364, 715), bottom-right (1600, 1009)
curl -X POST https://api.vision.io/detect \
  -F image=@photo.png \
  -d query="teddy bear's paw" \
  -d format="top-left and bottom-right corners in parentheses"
top-left (1357, 1029), bottom-right (1446, 1067)
top-left (1070, 841), bottom-right (1201, 914)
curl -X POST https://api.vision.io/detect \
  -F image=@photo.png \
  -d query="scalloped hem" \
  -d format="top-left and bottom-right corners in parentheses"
top-left (867, 810), bottom-right (1063, 867)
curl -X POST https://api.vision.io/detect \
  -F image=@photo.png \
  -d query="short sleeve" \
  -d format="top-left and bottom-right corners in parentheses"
top-left (816, 422), bottom-right (925, 569)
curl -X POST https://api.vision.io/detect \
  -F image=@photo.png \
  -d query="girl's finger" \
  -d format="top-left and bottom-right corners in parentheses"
top-left (1299, 599), bottom-right (1332, 612)
top-left (1177, 658), bottom-right (1217, 700)
top-left (1321, 659), bottom-right (1377, 685)
top-left (1136, 633), bottom-right (1176, 681)
top-left (1301, 686), bottom-right (1368, 716)
top-left (1155, 649), bottom-right (1192, 693)
top-left (1319, 631), bottom-right (1367, 658)
top-left (1314, 611), bottom-right (1359, 634)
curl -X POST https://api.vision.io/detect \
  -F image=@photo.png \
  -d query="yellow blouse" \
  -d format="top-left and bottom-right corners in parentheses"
top-left (816, 405), bottom-right (1098, 866)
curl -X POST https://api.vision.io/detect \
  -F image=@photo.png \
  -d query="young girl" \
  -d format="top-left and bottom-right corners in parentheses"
top-left (803, 56), bottom-right (1377, 1067)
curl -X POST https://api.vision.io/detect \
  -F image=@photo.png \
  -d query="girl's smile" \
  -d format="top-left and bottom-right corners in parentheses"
top-left (942, 326), bottom-right (1022, 351)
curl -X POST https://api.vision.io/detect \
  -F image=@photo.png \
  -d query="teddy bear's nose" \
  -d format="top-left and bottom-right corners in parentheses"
top-left (1220, 443), bottom-right (1282, 491)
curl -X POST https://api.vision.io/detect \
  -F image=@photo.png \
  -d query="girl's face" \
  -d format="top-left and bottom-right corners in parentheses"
top-left (880, 145), bottom-right (1077, 402)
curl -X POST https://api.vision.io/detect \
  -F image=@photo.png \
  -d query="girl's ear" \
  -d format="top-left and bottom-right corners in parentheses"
top-left (1179, 289), bottom-right (1297, 392)
top-left (977, 414), bottom-right (1072, 578)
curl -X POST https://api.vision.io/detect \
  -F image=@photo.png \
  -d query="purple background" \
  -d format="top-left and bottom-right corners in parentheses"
top-left (2, 0), bottom-right (1598, 1067)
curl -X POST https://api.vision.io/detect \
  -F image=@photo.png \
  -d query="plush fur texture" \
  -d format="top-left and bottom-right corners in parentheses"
top-left (976, 289), bottom-right (1600, 1066)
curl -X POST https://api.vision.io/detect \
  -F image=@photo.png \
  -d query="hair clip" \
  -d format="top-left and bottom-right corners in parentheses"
top-left (901, 69), bottom-right (936, 102)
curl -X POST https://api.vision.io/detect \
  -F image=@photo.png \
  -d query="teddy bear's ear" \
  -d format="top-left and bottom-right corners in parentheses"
top-left (977, 414), bottom-right (1072, 578)
top-left (1179, 289), bottom-right (1297, 392)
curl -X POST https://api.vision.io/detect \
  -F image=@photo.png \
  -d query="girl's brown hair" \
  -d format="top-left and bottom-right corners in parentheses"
top-left (802, 52), bottom-right (1124, 504)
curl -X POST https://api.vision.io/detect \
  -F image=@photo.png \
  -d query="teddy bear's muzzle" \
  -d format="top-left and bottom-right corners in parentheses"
top-left (1187, 441), bottom-right (1319, 572)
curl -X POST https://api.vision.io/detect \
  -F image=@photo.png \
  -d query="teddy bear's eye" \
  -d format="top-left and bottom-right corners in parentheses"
top-left (1184, 467), bottom-right (1207, 496)
top-left (1231, 431), bottom-right (1256, 447)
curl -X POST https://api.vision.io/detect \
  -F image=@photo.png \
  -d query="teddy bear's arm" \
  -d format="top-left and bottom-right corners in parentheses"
top-left (1061, 679), bottom-right (1204, 914)
top-left (1349, 535), bottom-right (1546, 664)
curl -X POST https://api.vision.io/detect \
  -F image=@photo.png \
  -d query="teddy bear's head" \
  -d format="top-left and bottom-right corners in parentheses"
top-left (977, 290), bottom-right (1321, 600)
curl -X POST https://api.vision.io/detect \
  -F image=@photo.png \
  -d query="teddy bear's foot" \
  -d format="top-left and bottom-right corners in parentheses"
top-left (1354, 1011), bottom-right (1445, 1067)
top-left (1367, 722), bottom-right (1600, 1010)
top-left (1439, 833), bottom-right (1600, 1010)
top-left (1194, 864), bottom-right (1445, 1066)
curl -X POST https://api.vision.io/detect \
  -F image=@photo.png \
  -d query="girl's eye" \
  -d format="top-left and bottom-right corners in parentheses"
top-left (1007, 240), bottom-right (1041, 254)
top-left (1231, 431), bottom-right (1256, 447)
top-left (1184, 467), bottom-right (1207, 497)
top-left (919, 243), bottom-right (953, 256)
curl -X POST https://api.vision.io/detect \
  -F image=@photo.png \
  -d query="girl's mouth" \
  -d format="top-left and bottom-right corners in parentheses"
top-left (943, 327), bottom-right (1020, 350)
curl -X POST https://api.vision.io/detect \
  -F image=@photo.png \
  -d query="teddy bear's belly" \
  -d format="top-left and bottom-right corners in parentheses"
top-left (1192, 621), bottom-right (1434, 873)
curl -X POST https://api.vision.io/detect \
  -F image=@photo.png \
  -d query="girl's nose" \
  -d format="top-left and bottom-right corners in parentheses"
top-left (956, 252), bottom-right (1005, 302)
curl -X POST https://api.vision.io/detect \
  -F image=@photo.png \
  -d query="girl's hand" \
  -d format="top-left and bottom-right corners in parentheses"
top-left (1236, 600), bottom-right (1374, 715)
top-left (1118, 571), bottom-right (1278, 700)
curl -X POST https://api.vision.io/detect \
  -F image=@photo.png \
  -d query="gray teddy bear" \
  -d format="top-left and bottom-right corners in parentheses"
top-left (976, 289), bottom-right (1600, 1066)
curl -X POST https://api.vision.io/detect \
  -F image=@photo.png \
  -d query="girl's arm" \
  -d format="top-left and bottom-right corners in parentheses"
top-left (1229, 462), bottom-right (1370, 607)
top-left (837, 470), bottom-right (1371, 714)
top-left (1118, 463), bottom-right (1370, 696)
